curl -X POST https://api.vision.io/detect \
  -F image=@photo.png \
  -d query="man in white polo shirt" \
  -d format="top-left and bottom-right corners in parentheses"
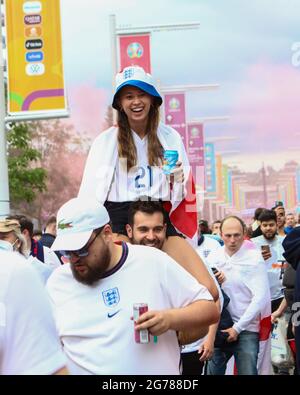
top-left (206, 216), bottom-right (271, 375)
top-left (47, 197), bottom-right (219, 375)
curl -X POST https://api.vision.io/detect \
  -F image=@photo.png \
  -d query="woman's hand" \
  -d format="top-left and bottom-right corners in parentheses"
top-left (271, 310), bottom-right (283, 324)
top-left (170, 161), bottom-right (184, 184)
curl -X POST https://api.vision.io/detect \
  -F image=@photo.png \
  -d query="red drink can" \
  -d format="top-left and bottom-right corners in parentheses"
top-left (133, 303), bottom-right (149, 344)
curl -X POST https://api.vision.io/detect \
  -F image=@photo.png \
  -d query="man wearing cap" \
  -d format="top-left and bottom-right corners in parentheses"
top-left (47, 197), bottom-right (219, 375)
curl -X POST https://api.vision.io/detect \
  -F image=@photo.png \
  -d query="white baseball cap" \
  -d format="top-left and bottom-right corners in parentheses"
top-left (51, 198), bottom-right (110, 252)
top-left (112, 65), bottom-right (162, 109)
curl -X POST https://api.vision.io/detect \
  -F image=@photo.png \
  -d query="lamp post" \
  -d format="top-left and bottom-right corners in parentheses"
top-left (109, 15), bottom-right (201, 123)
top-left (0, 12), bottom-right (9, 217)
top-left (109, 14), bottom-right (201, 86)
top-left (160, 85), bottom-right (219, 93)
top-left (191, 116), bottom-right (230, 124)
top-left (116, 21), bottom-right (201, 33)
top-left (261, 162), bottom-right (268, 208)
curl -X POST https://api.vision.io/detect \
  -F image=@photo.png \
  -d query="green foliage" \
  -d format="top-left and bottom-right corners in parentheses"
top-left (7, 123), bottom-right (47, 204)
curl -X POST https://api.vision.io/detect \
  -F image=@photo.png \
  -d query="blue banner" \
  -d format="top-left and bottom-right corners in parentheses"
top-left (296, 167), bottom-right (300, 203)
top-left (204, 143), bottom-right (216, 193)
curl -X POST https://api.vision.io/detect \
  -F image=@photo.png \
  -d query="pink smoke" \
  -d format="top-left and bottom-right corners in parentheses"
top-left (65, 84), bottom-right (109, 138)
top-left (230, 62), bottom-right (300, 152)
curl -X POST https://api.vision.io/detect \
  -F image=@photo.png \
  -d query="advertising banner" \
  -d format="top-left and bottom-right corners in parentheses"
top-left (186, 123), bottom-right (204, 212)
top-left (118, 34), bottom-right (151, 73)
top-left (222, 164), bottom-right (229, 203)
top-left (187, 122), bottom-right (204, 186)
top-left (5, 0), bottom-right (67, 119)
top-left (204, 142), bottom-right (216, 193)
top-left (296, 167), bottom-right (300, 203)
top-left (216, 154), bottom-right (223, 200)
top-left (287, 177), bottom-right (297, 208)
top-left (163, 92), bottom-right (187, 148)
top-left (232, 178), bottom-right (239, 209)
top-left (227, 169), bottom-right (233, 204)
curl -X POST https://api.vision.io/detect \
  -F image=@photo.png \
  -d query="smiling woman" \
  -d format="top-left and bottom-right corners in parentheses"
top-left (78, 65), bottom-right (218, 301)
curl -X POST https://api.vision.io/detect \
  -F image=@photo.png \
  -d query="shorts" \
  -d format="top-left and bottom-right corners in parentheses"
top-left (104, 200), bottom-right (182, 237)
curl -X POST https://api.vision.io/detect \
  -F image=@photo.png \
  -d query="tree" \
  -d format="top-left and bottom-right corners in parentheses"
top-left (7, 123), bottom-right (47, 205)
top-left (8, 120), bottom-right (90, 228)
top-left (103, 105), bottom-right (114, 129)
top-left (29, 120), bottom-right (90, 227)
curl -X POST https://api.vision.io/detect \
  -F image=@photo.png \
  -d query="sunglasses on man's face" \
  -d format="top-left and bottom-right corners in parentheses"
top-left (60, 230), bottom-right (101, 259)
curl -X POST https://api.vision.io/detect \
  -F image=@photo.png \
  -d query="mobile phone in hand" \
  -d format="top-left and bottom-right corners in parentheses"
top-left (261, 245), bottom-right (270, 253)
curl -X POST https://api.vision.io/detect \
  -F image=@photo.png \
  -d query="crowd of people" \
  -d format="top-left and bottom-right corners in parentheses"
top-left (1, 66), bottom-right (300, 375)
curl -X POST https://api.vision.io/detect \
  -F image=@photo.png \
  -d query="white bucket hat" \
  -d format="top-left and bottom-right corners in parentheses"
top-left (112, 65), bottom-right (162, 109)
top-left (51, 198), bottom-right (110, 252)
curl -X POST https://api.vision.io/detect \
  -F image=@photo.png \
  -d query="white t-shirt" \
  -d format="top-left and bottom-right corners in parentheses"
top-left (181, 238), bottom-right (223, 354)
top-left (0, 251), bottom-right (66, 375)
top-left (207, 243), bottom-right (270, 334)
top-left (43, 245), bottom-right (61, 269)
top-left (251, 235), bottom-right (286, 300)
top-left (196, 236), bottom-right (222, 261)
top-left (46, 243), bottom-right (213, 375)
top-left (27, 255), bottom-right (54, 285)
top-left (107, 131), bottom-right (170, 201)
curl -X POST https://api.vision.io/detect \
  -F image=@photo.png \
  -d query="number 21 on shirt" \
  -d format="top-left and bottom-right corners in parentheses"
top-left (135, 166), bottom-right (153, 189)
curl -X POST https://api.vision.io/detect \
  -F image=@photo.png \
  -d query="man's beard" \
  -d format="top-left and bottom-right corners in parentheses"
top-left (263, 232), bottom-right (276, 240)
top-left (71, 246), bottom-right (111, 286)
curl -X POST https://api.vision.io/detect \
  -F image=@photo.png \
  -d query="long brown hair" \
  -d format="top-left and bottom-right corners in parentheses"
top-left (116, 100), bottom-right (164, 171)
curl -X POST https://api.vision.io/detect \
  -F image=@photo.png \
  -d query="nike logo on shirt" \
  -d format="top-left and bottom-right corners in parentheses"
top-left (107, 310), bottom-right (121, 318)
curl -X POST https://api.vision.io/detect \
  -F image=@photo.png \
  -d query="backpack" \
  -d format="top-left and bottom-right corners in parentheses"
top-left (283, 263), bottom-right (296, 307)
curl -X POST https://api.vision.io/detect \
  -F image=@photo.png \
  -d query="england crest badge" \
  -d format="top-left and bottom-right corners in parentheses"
top-left (102, 287), bottom-right (120, 307)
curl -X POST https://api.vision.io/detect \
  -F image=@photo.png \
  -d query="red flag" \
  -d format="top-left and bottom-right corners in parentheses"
top-left (164, 171), bottom-right (198, 240)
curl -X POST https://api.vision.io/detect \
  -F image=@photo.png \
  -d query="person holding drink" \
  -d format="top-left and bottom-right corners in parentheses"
top-left (78, 65), bottom-right (218, 300)
top-left (47, 198), bottom-right (219, 374)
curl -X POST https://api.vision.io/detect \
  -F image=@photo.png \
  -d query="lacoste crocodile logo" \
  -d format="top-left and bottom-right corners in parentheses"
top-left (58, 220), bottom-right (73, 230)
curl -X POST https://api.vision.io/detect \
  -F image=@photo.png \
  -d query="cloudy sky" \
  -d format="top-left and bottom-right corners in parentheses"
top-left (59, 0), bottom-right (300, 171)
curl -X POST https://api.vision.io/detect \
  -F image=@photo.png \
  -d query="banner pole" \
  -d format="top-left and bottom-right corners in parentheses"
top-left (0, 14), bottom-right (10, 217)
top-left (109, 14), bottom-right (117, 125)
